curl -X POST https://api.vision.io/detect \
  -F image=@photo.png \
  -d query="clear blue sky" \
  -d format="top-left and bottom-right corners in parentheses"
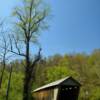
top-left (0, 0), bottom-right (100, 56)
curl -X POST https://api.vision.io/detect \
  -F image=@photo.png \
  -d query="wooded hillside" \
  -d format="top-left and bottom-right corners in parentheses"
top-left (0, 49), bottom-right (100, 100)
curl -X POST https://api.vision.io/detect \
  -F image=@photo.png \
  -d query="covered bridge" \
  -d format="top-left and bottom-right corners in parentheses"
top-left (32, 76), bottom-right (81, 100)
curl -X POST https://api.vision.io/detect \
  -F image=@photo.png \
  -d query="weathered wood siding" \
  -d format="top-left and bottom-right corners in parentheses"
top-left (33, 88), bottom-right (54, 100)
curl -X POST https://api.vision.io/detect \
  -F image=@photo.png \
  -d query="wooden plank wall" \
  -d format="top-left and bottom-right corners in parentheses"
top-left (33, 88), bottom-right (54, 100)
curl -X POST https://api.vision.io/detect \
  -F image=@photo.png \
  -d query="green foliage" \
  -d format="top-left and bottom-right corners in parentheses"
top-left (90, 87), bottom-right (100, 100)
top-left (35, 49), bottom-right (100, 100)
top-left (45, 66), bottom-right (78, 83)
top-left (0, 49), bottom-right (100, 100)
top-left (12, 0), bottom-right (50, 44)
top-left (0, 70), bottom-right (23, 100)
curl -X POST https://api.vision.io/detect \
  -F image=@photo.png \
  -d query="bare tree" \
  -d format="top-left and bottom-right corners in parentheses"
top-left (0, 22), bottom-right (11, 89)
top-left (0, 0), bottom-right (49, 100)
top-left (0, 36), bottom-right (9, 89)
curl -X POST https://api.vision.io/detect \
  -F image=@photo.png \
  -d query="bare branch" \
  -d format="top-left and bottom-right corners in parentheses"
top-left (8, 34), bottom-right (26, 57)
top-left (8, 34), bottom-right (13, 51)
top-left (0, 45), bottom-right (26, 57)
top-left (31, 48), bottom-right (41, 68)
top-left (16, 11), bottom-right (25, 23)
top-left (13, 35), bottom-right (21, 55)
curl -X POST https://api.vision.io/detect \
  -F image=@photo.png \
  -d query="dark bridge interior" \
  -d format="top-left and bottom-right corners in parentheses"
top-left (58, 86), bottom-right (79, 100)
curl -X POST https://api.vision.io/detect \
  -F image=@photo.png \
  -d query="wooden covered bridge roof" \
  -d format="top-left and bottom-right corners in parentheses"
top-left (32, 76), bottom-right (81, 92)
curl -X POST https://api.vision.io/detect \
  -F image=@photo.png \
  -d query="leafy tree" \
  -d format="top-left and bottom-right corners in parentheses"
top-left (45, 66), bottom-right (78, 84)
top-left (0, 69), bottom-right (24, 100)
top-left (8, 0), bottom-right (50, 100)
top-left (90, 87), bottom-right (100, 100)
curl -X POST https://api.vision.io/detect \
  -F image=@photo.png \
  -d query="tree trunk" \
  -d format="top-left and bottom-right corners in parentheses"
top-left (6, 66), bottom-right (13, 100)
top-left (23, 73), bottom-right (31, 100)
top-left (0, 60), bottom-right (6, 89)
top-left (23, 40), bottom-right (31, 100)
